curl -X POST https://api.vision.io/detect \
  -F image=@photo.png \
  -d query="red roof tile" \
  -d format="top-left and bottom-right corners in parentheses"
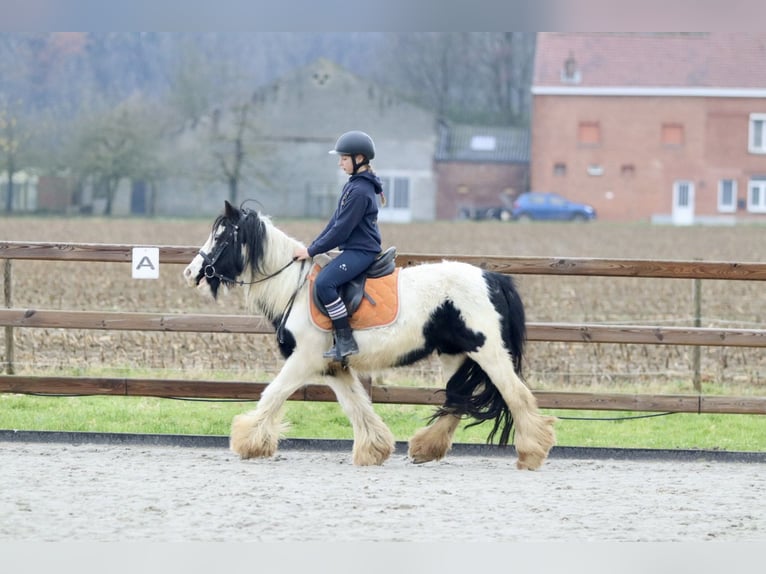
top-left (534, 32), bottom-right (766, 89)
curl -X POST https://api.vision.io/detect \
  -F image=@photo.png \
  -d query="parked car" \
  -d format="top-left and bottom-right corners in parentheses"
top-left (457, 205), bottom-right (512, 221)
top-left (511, 191), bottom-right (596, 222)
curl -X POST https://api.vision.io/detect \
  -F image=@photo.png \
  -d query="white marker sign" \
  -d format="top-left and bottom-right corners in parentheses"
top-left (132, 247), bottom-right (160, 279)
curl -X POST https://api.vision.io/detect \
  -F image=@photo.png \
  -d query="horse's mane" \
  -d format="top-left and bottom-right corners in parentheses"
top-left (229, 208), bottom-right (304, 322)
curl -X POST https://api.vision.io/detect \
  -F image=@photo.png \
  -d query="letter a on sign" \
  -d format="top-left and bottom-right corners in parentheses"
top-left (132, 247), bottom-right (160, 279)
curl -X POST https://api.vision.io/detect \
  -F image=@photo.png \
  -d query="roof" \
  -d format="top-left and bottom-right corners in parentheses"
top-left (435, 124), bottom-right (530, 163)
top-left (249, 58), bottom-right (437, 141)
top-left (533, 33), bottom-right (766, 95)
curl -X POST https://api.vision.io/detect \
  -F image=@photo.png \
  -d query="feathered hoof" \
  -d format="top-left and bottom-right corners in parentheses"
top-left (352, 439), bottom-right (395, 466)
top-left (515, 449), bottom-right (548, 470)
top-left (515, 415), bottom-right (557, 470)
top-left (407, 427), bottom-right (452, 464)
top-left (230, 414), bottom-right (278, 459)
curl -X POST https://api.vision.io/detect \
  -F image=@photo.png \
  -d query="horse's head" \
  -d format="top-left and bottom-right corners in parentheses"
top-left (184, 200), bottom-right (257, 299)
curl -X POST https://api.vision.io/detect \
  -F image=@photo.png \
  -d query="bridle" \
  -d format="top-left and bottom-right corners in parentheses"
top-left (197, 213), bottom-right (309, 341)
top-left (198, 221), bottom-right (296, 287)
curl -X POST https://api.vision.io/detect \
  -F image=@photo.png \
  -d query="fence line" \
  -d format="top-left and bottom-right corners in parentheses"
top-left (0, 308), bottom-right (765, 348)
top-left (2, 241), bottom-right (766, 415)
top-left (2, 375), bottom-right (766, 415)
top-left (2, 240), bottom-right (766, 279)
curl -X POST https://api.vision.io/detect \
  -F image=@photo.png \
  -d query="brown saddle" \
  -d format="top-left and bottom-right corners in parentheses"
top-left (309, 247), bottom-right (400, 331)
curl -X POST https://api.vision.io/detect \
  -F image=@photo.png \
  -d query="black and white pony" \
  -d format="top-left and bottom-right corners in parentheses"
top-left (183, 201), bottom-right (556, 469)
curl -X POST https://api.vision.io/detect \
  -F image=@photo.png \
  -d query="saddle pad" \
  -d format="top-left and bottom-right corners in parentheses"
top-left (309, 265), bottom-right (400, 332)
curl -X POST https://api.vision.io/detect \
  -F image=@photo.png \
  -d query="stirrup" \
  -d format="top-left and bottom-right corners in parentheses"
top-left (323, 344), bottom-right (340, 360)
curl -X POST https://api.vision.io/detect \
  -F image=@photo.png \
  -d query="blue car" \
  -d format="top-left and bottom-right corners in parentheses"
top-left (511, 191), bottom-right (596, 222)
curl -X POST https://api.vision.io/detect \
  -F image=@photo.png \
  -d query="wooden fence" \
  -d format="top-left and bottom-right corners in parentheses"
top-left (2, 240), bottom-right (766, 415)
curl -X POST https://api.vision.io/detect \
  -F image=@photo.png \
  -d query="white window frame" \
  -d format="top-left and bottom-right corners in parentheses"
top-left (748, 178), bottom-right (766, 213)
top-left (377, 172), bottom-right (413, 223)
top-left (379, 175), bottom-right (411, 209)
top-left (717, 179), bottom-right (737, 213)
top-left (748, 113), bottom-right (766, 154)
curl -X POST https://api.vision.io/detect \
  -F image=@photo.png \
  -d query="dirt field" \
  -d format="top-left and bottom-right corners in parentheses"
top-left (1, 439), bottom-right (764, 542)
top-left (1, 216), bottom-right (765, 392)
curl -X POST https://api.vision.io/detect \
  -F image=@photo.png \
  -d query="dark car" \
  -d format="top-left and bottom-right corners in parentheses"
top-left (457, 205), bottom-right (512, 221)
top-left (511, 191), bottom-right (596, 222)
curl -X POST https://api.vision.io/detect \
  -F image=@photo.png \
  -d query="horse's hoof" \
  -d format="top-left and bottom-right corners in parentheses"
top-left (409, 455), bottom-right (432, 465)
top-left (230, 414), bottom-right (278, 459)
top-left (408, 434), bottom-right (450, 464)
top-left (515, 451), bottom-right (544, 470)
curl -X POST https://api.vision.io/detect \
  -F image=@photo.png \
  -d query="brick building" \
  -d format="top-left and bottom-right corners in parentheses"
top-left (434, 123), bottom-right (529, 220)
top-left (531, 33), bottom-right (766, 223)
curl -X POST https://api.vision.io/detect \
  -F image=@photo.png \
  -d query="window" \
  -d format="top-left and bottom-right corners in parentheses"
top-left (621, 164), bottom-right (635, 177)
top-left (675, 181), bottom-right (692, 208)
top-left (553, 163), bottom-right (567, 176)
top-left (379, 176), bottom-right (411, 210)
top-left (749, 114), bottom-right (766, 154)
top-left (587, 164), bottom-right (604, 176)
top-left (718, 179), bottom-right (737, 212)
top-left (561, 53), bottom-right (581, 84)
top-left (661, 123), bottom-right (684, 146)
top-left (748, 178), bottom-right (766, 212)
top-left (578, 122), bottom-right (601, 145)
top-left (470, 136), bottom-right (496, 151)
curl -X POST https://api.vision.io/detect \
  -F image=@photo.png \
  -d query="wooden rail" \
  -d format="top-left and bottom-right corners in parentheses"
top-left (2, 375), bottom-right (766, 415)
top-left (2, 240), bottom-right (766, 416)
top-left (0, 308), bottom-right (765, 348)
top-left (2, 240), bottom-right (766, 279)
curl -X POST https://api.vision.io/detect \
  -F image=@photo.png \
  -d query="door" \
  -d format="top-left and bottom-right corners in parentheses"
top-left (130, 181), bottom-right (147, 215)
top-left (672, 180), bottom-right (695, 225)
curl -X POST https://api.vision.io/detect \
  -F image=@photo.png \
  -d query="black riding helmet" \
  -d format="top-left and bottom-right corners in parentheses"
top-left (329, 130), bottom-right (375, 174)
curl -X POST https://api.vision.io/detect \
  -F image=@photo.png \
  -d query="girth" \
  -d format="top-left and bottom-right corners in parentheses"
top-left (312, 246), bottom-right (397, 318)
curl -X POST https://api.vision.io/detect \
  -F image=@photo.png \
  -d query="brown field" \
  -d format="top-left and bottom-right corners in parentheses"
top-left (1, 215), bottom-right (765, 394)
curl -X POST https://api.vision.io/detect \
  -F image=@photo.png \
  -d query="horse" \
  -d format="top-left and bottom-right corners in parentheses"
top-left (183, 200), bottom-right (556, 469)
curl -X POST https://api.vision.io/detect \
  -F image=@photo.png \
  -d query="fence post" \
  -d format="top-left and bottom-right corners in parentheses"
top-left (692, 275), bottom-right (701, 393)
top-left (3, 259), bottom-right (14, 375)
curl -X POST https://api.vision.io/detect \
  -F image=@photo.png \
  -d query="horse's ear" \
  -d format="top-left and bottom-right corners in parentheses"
top-left (224, 200), bottom-right (239, 220)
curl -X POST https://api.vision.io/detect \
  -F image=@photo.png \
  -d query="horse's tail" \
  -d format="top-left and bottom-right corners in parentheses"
top-left (490, 271), bottom-right (526, 379)
top-left (430, 272), bottom-right (527, 446)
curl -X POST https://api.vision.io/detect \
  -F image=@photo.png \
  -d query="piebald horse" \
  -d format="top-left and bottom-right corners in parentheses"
top-left (183, 201), bottom-right (556, 469)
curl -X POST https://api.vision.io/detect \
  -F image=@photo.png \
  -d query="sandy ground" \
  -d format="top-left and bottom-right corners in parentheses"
top-left (1, 440), bottom-right (764, 543)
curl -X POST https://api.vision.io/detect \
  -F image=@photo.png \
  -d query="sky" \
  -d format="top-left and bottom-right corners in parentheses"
top-left (4, 0), bottom-right (764, 32)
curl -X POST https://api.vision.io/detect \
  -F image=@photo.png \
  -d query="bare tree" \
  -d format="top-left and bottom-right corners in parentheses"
top-left (200, 94), bottom-right (272, 206)
top-left (212, 101), bottom-right (249, 205)
top-left (379, 33), bottom-right (470, 120)
top-left (0, 97), bottom-right (34, 213)
top-left (477, 32), bottom-right (536, 124)
top-left (377, 32), bottom-right (536, 126)
top-left (71, 96), bottom-right (166, 215)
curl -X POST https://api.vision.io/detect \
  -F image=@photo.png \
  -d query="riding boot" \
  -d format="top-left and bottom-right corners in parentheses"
top-left (323, 320), bottom-right (359, 361)
top-left (334, 327), bottom-right (359, 358)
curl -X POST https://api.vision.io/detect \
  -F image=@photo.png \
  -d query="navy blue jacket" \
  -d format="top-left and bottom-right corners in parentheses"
top-left (307, 170), bottom-right (383, 257)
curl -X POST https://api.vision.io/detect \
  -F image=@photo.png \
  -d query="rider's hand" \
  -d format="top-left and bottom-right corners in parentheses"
top-left (293, 246), bottom-right (310, 261)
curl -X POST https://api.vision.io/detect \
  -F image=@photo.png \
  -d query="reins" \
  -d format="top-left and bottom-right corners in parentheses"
top-left (198, 211), bottom-right (310, 341)
top-left (202, 255), bottom-right (297, 286)
top-left (276, 259), bottom-right (309, 344)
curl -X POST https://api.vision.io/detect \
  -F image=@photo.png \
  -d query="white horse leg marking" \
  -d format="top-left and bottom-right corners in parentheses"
top-left (230, 356), bottom-right (312, 459)
top-left (408, 354), bottom-right (463, 463)
top-left (468, 344), bottom-right (556, 470)
top-left (325, 369), bottom-right (396, 466)
top-left (408, 414), bottom-right (461, 464)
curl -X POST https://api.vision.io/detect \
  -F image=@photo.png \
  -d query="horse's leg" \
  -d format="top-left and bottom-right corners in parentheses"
top-left (469, 346), bottom-right (556, 470)
top-left (230, 356), bottom-right (313, 459)
top-left (325, 367), bottom-right (396, 466)
top-left (408, 354), bottom-right (463, 463)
